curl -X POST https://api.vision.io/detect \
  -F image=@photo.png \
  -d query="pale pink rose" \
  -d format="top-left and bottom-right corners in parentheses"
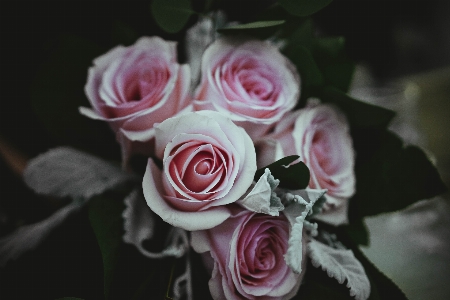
top-left (80, 36), bottom-right (191, 162)
top-left (267, 103), bottom-right (355, 225)
top-left (194, 37), bottom-right (300, 140)
top-left (191, 207), bottom-right (306, 300)
top-left (142, 111), bottom-right (257, 231)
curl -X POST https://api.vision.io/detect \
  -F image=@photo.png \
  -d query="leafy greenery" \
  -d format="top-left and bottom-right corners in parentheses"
top-left (287, 46), bottom-right (324, 88)
top-left (288, 19), bottom-right (314, 49)
top-left (279, 0), bottom-right (334, 17)
top-left (218, 20), bottom-right (285, 39)
top-left (150, 0), bottom-right (194, 33)
top-left (349, 129), bottom-right (447, 219)
top-left (88, 195), bottom-right (126, 299)
top-left (320, 87), bottom-right (396, 128)
top-left (255, 155), bottom-right (310, 190)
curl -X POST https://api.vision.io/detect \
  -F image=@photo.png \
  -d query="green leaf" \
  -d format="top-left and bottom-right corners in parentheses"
top-left (88, 195), bottom-right (126, 299)
top-left (286, 46), bottom-right (324, 88)
top-left (322, 61), bottom-right (356, 92)
top-left (350, 129), bottom-right (447, 219)
top-left (320, 87), bottom-right (396, 128)
top-left (312, 37), bottom-right (355, 92)
top-left (255, 155), bottom-right (310, 190)
top-left (150, 0), bottom-right (194, 33)
top-left (313, 37), bottom-right (346, 60)
top-left (279, 0), bottom-right (333, 17)
top-left (289, 19), bottom-right (314, 49)
top-left (219, 20), bottom-right (285, 31)
top-left (218, 20), bottom-right (285, 39)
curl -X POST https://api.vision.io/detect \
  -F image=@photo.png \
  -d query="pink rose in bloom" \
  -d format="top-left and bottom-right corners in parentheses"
top-left (143, 111), bottom-right (257, 231)
top-left (80, 36), bottom-right (191, 161)
top-left (194, 37), bottom-right (300, 140)
top-left (267, 104), bottom-right (356, 225)
top-left (191, 207), bottom-right (306, 300)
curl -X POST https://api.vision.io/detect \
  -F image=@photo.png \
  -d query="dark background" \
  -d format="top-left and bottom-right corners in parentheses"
top-left (1, 1), bottom-right (449, 299)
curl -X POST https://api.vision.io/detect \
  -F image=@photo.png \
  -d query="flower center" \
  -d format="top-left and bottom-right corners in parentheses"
top-left (195, 160), bottom-right (212, 175)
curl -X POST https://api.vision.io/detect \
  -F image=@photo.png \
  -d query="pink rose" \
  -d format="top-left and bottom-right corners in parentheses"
top-left (266, 103), bottom-right (355, 225)
top-left (194, 38), bottom-right (300, 140)
top-left (80, 36), bottom-right (191, 161)
top-left (142, 111), bottom-right (257, 231)
top-left (191, 207), bottom-right (306, 300)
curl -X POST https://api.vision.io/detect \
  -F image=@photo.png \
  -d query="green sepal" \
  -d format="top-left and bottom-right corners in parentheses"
top-left (255, 155), bottom-right (310, 190)
top-left (320, 87), bottom-right (396, 129)
top-left (150, 0), bottom-right (194, 34)
top-left (279, 0), bottom-right (333, 17)
top-left (88, 194), bottom-right (125, 299)
top-left (350, 129), bottom-right (447, 219)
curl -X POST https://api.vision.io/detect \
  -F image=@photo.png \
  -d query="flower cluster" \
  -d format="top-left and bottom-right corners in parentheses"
top-left (81, 33), bottom-right (356, 300)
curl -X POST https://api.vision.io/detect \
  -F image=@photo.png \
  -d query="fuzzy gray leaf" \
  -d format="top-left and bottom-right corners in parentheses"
top-left (0, 201), bottom-right (82, 266)
top-left (122, 189), bottom-right (155, 254)
top-left (24, 147), bottom-right (136, 199)
top-left (308, 239), bottom-right (371, 300)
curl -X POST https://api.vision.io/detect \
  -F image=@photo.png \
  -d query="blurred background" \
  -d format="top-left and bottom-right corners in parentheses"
top-left (1, 1), bottom-right (449, 299)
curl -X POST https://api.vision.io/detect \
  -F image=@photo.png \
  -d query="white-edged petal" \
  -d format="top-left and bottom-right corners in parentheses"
top-left (143, 159), bottom-right (231, 231)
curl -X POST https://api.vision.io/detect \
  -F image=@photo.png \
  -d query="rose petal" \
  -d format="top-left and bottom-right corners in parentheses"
top-left (143, 159), bottom-right (231, 231)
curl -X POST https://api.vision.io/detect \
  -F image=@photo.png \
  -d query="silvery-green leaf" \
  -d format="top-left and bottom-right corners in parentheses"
top-left (313, 195), bottom-right (350, 226)
top-left (0, 201), bottom-right (82, 266)
top-left (122, 188), bottom-right (188, 259)
top-left (172, 245), bottom-right (193, 300)
top-left (294, 189), bottom-right (328, 205)
top-left (309, 194), bottom-right (327, 217)
top-left (283, 189), bottom-right (326, 273)
top-left (122, 188), bottom-right (156, 255)
top-left (24, 147), bottom-right (136, 199)
top-left (185, 11), bottom-right (226, 88)
top-left (308, 239), bottom-right (371, 300)
top-left (237, 168), bottom-right (283, 216)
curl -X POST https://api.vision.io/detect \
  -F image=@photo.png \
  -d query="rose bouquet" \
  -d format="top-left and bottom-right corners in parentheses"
top-left (0, 1), bottom-right (446, 300)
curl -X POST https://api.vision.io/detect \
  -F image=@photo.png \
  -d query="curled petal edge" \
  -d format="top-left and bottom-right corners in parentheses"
top-left (143, 159), bottom-right (231, 231)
